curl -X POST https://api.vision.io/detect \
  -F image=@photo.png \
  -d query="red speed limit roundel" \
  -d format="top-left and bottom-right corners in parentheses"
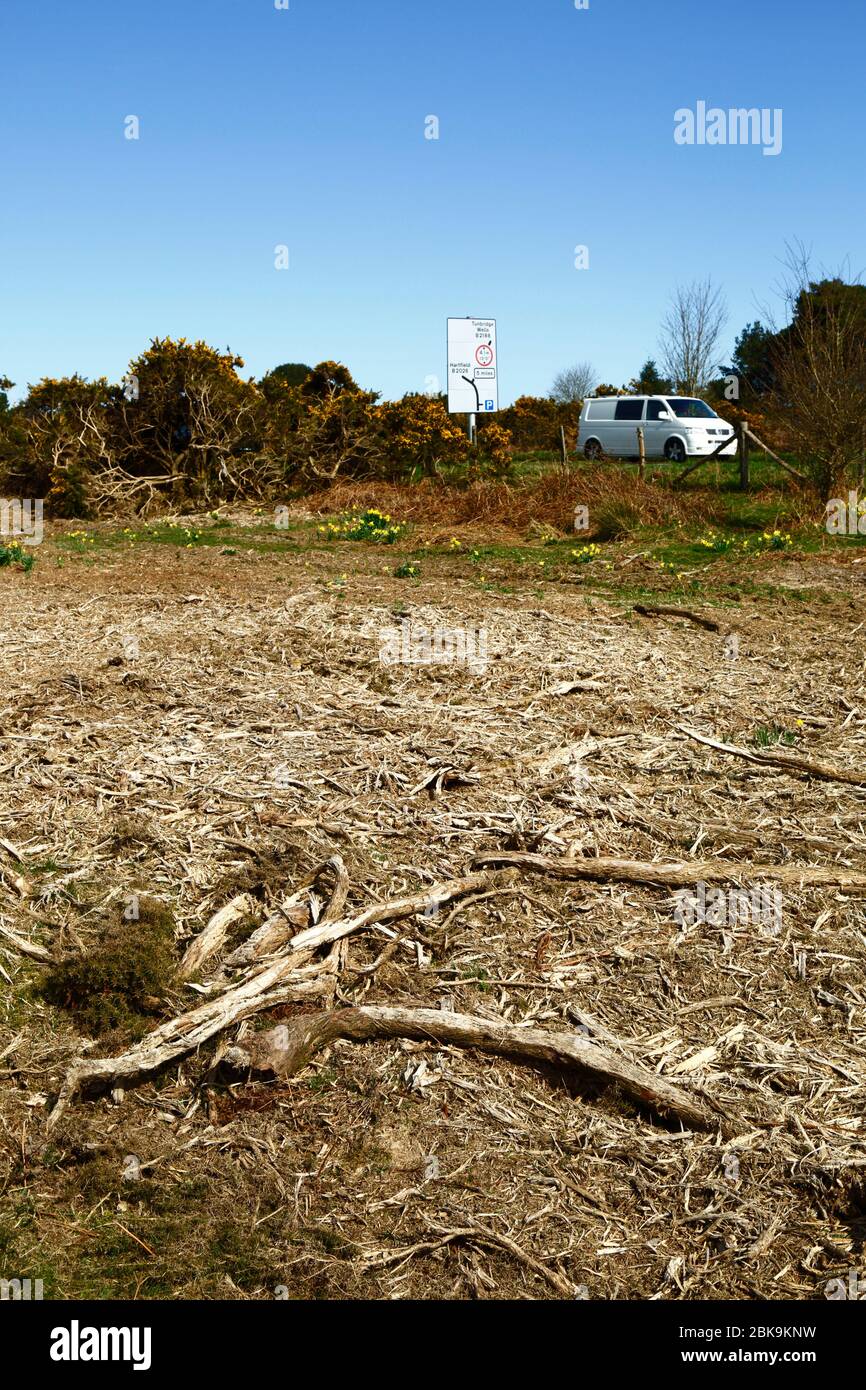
top-left (475, 344), bottom-right (494, 367)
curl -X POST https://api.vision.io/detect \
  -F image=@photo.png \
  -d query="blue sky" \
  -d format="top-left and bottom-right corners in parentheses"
top-left (1, 0), bottom-right (863, 404)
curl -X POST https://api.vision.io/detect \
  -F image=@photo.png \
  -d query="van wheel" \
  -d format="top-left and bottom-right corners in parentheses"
top-left (664, 438), bottom-right (686, 463)
top-left (584, 439), bottom-right (603, 460)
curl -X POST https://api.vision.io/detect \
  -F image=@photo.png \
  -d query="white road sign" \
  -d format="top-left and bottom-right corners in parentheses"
top-left (447, 318), bottom-right (498, 414)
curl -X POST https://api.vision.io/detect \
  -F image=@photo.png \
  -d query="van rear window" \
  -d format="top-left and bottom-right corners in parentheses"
top-left (614, 400), bottom-right (643, 420)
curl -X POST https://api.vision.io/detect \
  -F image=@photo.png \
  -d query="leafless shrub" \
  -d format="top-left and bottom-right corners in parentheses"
top-left (763, 243), bottom-right (866, 494)
top-left (659, 278), bottom-right (728, 395)
top-left (551, 362), bottom-right (597, 403)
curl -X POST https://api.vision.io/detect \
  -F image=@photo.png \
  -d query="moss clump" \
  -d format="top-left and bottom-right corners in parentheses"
top-left (110, 814), bottom-right (152, 849)
top-left (41, 897), bottom-right (177, 1038)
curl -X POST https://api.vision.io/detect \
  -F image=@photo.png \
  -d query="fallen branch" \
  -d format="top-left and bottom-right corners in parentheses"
top-left (217, 855), bottom-right (351, 976)
top-left (549, 679), bottom-right (605, 696)
top-left (679, 724), bottom-right (866, 788)
top-left (222, 1004), bottom-right (738, 1135)
top-left (0, 922), bottom-right (52, 962)
top-left (317, 853), bottom-right (350, 924)
top-left (447, 1220), bottom-right (578, 1298)
top-left (180, 893), bottom-right (256, 979)
top-left (48, 866), bottom-right (515, 1124)
top-left (474, 851), bottom-right (866, 890)
top-left (46, 951), bottom-right (330, 1129)
top-left (628, 812), bottom-right (837, 855)
top-left (217, 890), bottom-right (309, 974)
top-left (633, 604), bottom-right (726, 634)
top-left (289, 868), bottom-right (518, 953)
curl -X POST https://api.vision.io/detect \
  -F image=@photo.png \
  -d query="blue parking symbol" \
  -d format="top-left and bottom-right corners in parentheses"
top-left (485, 399), bottom-right (494, 411)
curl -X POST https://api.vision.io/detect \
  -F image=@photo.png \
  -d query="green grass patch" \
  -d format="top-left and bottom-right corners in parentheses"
top-left (751, 724), bottom-right (799, 749)
top-left (0, 539), bottom-right (36, 572)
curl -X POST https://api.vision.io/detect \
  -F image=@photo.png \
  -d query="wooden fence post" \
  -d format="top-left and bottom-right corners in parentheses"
top-left (738, 422), bottom-right (750, 490)
top-left (636, 427), bottom-right (646, 480)
top-left (560, 425), bottom-right (568, 470)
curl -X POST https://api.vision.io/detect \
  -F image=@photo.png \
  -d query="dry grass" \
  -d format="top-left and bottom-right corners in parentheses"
top-left (304, 467), bottom-right (715, 534)
top-left (0, 509), bottom-right (865, 1301)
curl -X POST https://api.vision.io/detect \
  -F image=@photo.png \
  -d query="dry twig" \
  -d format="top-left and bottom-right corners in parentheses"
top-left (679, 724), bottom-right (866, 788)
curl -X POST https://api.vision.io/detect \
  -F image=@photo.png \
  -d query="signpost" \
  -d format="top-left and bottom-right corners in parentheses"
top-left (447, 318), bottom-right (498, 442)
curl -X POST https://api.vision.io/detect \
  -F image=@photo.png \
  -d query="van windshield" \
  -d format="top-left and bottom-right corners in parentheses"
top-left (666, 398), bottom-right (717, 419)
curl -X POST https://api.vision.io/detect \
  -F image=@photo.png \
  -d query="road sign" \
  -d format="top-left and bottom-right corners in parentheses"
top-left (447, 318), bottom-right (498, 414)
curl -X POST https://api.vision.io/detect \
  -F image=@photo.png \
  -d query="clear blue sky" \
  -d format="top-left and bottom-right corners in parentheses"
top-left (1, 0), bottom-right (863, 404)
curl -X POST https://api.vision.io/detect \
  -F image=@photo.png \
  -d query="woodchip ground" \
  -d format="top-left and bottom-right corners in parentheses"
top-left (1, 506), bottom-right (865, 1300)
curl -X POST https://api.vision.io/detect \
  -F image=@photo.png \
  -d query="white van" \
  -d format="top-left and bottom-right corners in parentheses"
top-left (577, 395), bottom-right (736, 463)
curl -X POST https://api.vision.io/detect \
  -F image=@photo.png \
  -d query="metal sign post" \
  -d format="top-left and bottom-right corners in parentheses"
top-left (447, 318), bottom-right (498, 444)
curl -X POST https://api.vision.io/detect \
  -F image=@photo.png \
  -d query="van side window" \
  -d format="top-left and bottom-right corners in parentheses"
top-left (646, 400), bottom-right (667, 420)
top-left (614, 400), bottom-right (643, 421)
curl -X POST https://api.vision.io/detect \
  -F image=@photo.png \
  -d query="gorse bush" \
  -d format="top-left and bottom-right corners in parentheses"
top-left (377, 394), bottom-right (470, 480)
top-left (42, 897), bottom-right (178, 1039)
top-left (497, 395), bottom-right (581, 452)
top-left (0, 341), bottom-right (516, 515)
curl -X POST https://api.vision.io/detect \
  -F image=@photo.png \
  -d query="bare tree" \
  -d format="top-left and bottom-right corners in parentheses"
top-left (659, 279), bottom-right (728, 395)
top-left (551, 362), bottom-right (596, 403)
top-left (762, 242), bottom-right (866, 495)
